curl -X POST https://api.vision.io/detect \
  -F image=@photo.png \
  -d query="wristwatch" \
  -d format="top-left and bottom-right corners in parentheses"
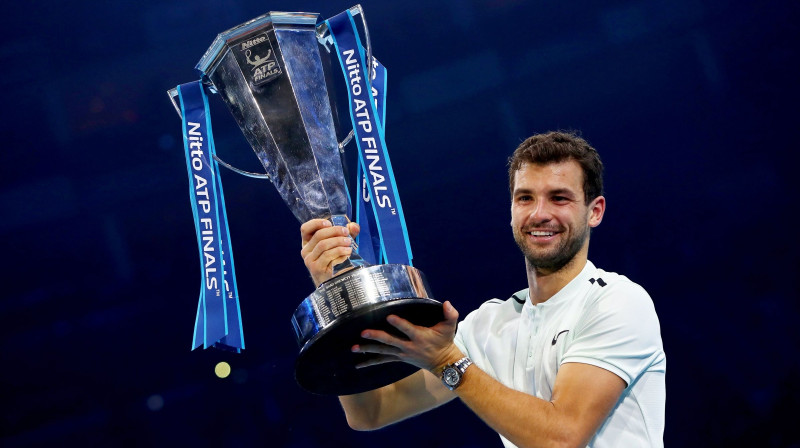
top-left (441, 356), bottom-right (473, 390)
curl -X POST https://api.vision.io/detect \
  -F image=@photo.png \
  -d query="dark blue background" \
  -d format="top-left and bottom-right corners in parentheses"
top-left (2, 1), bottom-right (798, 446)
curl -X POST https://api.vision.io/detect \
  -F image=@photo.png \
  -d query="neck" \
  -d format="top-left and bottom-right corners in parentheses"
top-left (525, 249), bottom-right (588, 305)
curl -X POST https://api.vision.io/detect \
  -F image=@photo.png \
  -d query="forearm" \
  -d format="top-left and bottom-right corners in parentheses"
top-left (338, 369), bottom-right (456, 431)
top-left (454, 365), bottom-right (600, 448)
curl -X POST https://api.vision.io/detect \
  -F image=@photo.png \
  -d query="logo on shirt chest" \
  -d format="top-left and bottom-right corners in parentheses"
top-left (551, 329), bottom-right (569, 345)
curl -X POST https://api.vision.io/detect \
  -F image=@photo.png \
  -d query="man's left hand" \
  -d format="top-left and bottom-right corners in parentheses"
top-left (352, 301), bottom-right (463, 374)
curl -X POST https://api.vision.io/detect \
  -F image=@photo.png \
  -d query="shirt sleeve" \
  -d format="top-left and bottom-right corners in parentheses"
top-left (453, 307), bottom-right (476, 358)
top-left (560, 281), bottom-right (665, 386)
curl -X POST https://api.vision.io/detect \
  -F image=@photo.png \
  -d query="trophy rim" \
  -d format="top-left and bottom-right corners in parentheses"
top-left (196, 11), bottom-right (320, 78)
top-left (292, 264), bottom-right (437, 347)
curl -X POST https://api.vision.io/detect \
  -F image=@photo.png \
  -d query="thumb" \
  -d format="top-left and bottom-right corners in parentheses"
top-left (347, 222), bottom-right (361, 238)
top-left (443, 301), bottom-right (459, 325)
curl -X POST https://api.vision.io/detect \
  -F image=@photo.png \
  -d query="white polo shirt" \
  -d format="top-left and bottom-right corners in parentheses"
top-left (453, 260), bottom-right (666, 448)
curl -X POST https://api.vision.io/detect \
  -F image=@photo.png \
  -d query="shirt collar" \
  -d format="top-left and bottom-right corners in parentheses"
top-left (522, 260), bottom-right (597, 310)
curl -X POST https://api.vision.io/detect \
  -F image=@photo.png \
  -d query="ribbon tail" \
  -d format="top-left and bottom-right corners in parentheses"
top-left (192, 289), bottom-right (205, 350)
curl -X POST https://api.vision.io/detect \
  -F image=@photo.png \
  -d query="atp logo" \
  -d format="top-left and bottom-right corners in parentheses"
top-left (238, 34), bottom-right (282, 86)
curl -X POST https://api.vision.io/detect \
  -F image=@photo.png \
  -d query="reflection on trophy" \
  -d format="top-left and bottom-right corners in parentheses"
top-left (173, 7), bottom-right (442, 395)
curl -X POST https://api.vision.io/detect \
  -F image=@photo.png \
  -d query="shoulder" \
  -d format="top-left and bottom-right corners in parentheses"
top-left (569, 265), bottom-right (663, 348)
top-left (454, 289), bottom-right (527, 359)
top-left (564, 266), bottom-right (666, 383)
top-left (465, 288), bottom-right (526, 319)
top-left (573, 266), bottom-right (663, 347)
top-left (457, 289), bottom-right (526, 334)
top-left (584, 267), bottom-right (656, 314)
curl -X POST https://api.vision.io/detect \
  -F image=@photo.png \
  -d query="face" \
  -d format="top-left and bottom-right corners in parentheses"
top-left (511, 160), bottom-right (605, 274)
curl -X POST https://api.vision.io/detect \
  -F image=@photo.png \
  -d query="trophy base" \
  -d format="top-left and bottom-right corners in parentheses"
top-left (295, 298), bottom-right (442, 395)
top-left (291, 264), bottom-right (441, 395)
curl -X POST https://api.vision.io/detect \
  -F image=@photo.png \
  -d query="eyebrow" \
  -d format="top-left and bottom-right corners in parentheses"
top-left (513, 187), bottom-right (577, 197)
top-left (549, 188), bottom-right (577, 197)
top-left (513, 188), bottom-right (533, 196)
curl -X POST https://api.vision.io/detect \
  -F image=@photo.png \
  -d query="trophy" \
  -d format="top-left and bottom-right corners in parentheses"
top-left (170, 6), bottom-right (442, 395)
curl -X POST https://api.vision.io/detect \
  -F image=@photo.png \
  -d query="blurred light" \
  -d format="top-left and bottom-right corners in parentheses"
top-left (147, 394), bottom-right (164, 411)
top-left (123, 109), bottom-right (139, 123)
top-left (53, 320), bottom-right (72, 337)
top-left (158, 133), bottom-right (176, 150)
top-left (215, 361), bottom-right (231, 379)
top-left (233, 368), bottom-right (248, 384)
top-left (90, 97), bottom-right (105, 113)
top-left (263, 397), bottom-right (283, 423)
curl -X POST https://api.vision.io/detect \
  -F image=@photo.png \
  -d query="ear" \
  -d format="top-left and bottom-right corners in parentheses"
top-left (588, 196), bottom-right (606, 228)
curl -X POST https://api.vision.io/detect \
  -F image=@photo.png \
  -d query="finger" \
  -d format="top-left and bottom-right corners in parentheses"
top-left (303, 245), bottom-right (352, 283)
top-left (385, 314), bottom-right (418, 340)
top-left (301, 226), bottom-right (351, 260)
top-left (305, 233), bottom-right (352, 259)
top-left (352, 342), bottom-right (402, 356)
top-left (301, 232), bottom-right (353, 287)
top-left (355, 355), bottom-right (401, 369)
top-left (301, 225), bottom-right (349, 253)
top-left (347, 222), bottom-right (361, 239)
top-left (360, 329), bottom-right (406, 348)
top-left (304, 237), bottom-right (353, 271)
top-left (430, 301), bottom-right (460, 335)
top-left (300, 219), bottom-right (332, 246)
top-left (443, 301), bottom-right (459, 323)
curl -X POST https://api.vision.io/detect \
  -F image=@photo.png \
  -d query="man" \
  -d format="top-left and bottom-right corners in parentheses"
top-left (300, 131), bottom-right (666, 447)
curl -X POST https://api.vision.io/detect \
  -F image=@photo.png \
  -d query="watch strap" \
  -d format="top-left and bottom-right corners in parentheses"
top-left (454, 356), bottom-right (472, 373)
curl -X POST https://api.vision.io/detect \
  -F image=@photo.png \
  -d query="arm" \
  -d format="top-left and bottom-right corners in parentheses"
top-left (338, 369), bottom-right (456, 430)
top-left (356, 303), bottom-right (626, 448)
top-left (300, 219), bottom-right (457, 429)
top-left (453, 361), bottom-right (624, 448)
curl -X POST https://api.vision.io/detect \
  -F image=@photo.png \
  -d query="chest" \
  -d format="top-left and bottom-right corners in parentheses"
top-left (483, 300), bottom-right (585, 399)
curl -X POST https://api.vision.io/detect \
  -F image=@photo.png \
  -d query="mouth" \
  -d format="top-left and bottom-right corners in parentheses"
top-left (524, 228), bottom-right (561, 242)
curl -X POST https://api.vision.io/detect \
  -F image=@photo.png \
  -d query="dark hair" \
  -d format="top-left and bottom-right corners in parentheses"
top-left (508, 131), bottom-right (604, 203)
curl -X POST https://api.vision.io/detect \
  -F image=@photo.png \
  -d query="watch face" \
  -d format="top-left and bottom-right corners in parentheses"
top-left (443, 367), bottom-right (460, 386)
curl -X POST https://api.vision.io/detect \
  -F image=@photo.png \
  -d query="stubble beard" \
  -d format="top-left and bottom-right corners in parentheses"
top-left (513, 221), bottom-right (590, 274)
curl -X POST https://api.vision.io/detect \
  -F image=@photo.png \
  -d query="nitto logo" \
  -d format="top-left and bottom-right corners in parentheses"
top-left (241, 36), bottom-right (266, 50)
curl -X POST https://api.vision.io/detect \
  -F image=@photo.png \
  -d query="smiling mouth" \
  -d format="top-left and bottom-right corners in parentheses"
top-left (530, 231), bottom-right (555, 237)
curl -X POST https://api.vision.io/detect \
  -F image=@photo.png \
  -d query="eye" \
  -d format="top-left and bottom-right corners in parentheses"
top-left (552, 195), bottom-right (570, 203)
top-left (516, 194), bottom-right (532, 203)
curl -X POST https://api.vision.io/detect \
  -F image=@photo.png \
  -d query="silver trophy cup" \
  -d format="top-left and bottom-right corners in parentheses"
top-left (172, 8), bottom-right (442, 395)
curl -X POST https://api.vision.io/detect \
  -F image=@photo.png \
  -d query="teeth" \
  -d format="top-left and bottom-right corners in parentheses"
top-left (530, 231), bottom-right (554, 236)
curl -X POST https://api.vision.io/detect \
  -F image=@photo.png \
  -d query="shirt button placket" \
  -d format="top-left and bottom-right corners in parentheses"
top-left (527, 306), bottom-right (538, 365)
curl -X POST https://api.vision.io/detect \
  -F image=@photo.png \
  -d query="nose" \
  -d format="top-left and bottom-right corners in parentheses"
top-left (528, 199), bottom-right (553, 224)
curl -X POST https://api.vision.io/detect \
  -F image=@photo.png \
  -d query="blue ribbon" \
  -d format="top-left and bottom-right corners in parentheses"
top-left (355, 56), bottom-right (387, 265)
top-left (327, 11), bottom-right (414, 266)
top-left (177, 81), bottom-right (244, 352)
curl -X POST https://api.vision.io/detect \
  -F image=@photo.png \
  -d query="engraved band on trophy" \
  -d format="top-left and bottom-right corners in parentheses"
top-left (171, 7), bottom-right (442, 395)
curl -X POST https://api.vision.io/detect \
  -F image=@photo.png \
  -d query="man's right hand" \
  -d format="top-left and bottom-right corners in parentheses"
top-left (300, 219), bottom-right (360, 287)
